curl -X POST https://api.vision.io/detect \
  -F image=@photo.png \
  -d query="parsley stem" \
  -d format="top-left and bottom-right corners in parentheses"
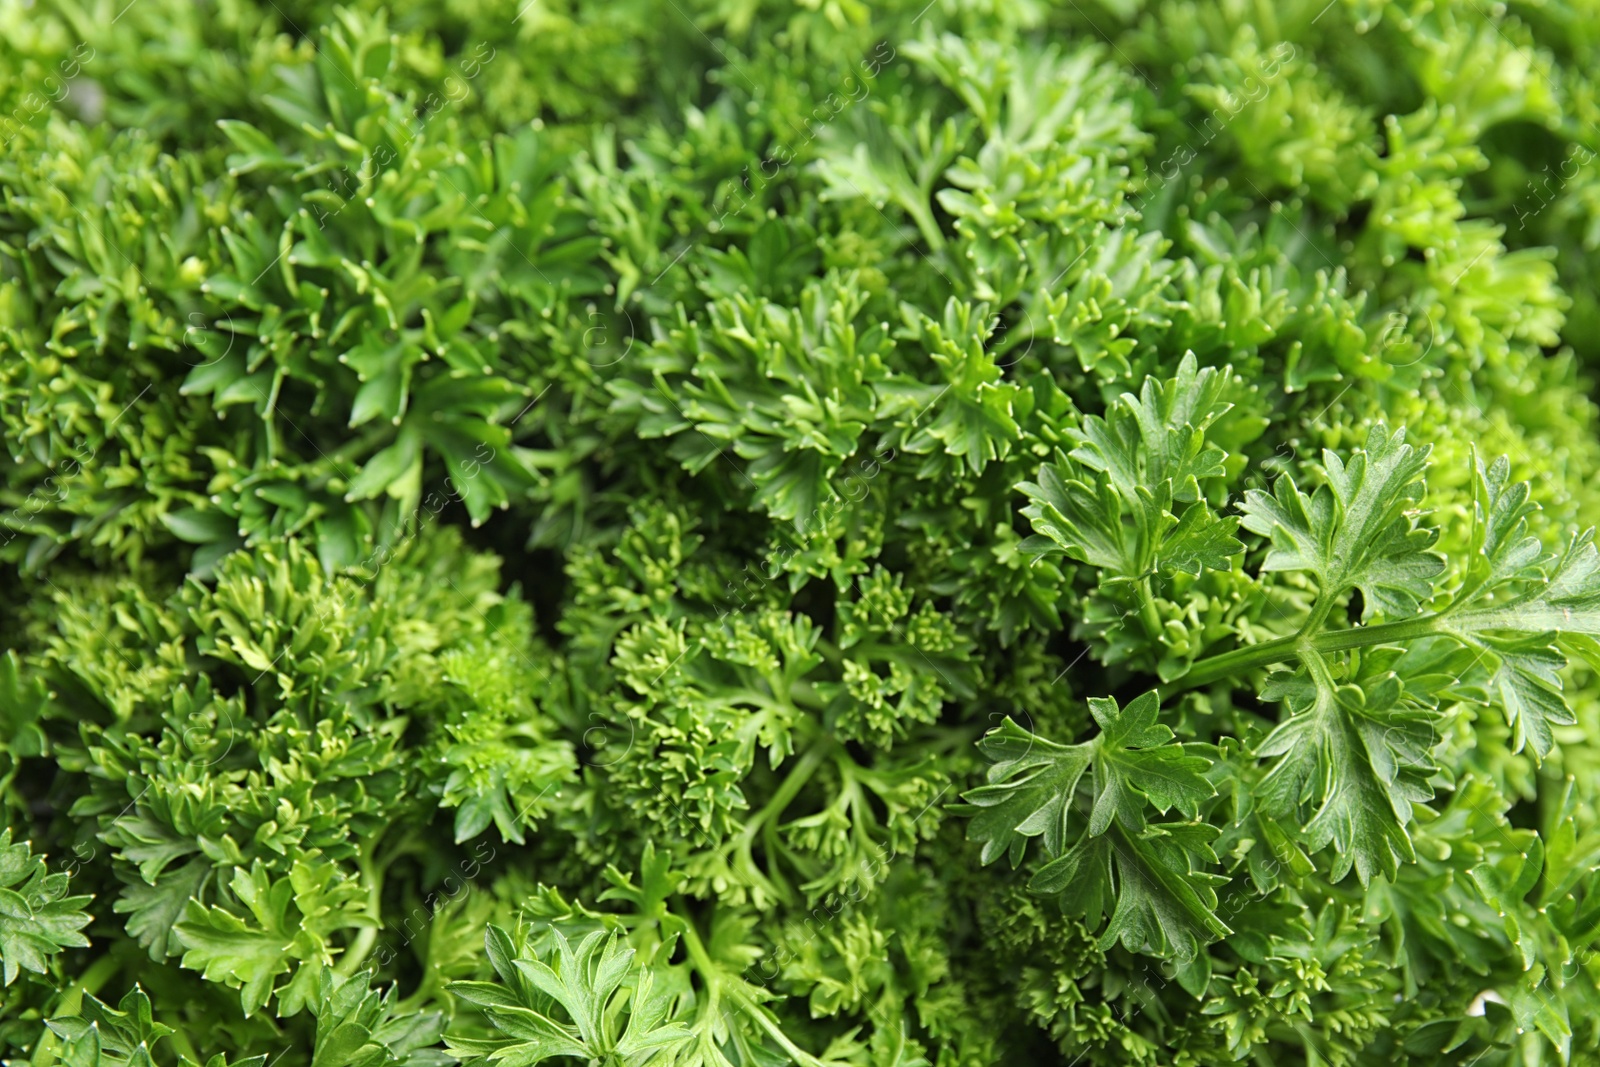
top-left (1311, 615), bottom-right (1443, 651)
top-left (1137, 576), bottom-right (1163, 640)
top-left (749, 741), bottom-right (831, 834)
top-left (674, 901), bottom-right (828, 1065)
top-left (739, 740), bottom-right (832, 903)
top-left (337, 831), bottom-right (391, 977)
top-left (1175, 632), bottom-right (1299, 688)
top-left (166, 1026), bottom-right (202, 1065)
top-left (53, 952), bottom-right (121, 1018)
top-left (1297, 593), bottom-right (1339, 638)
top-left (1177, 615), bottom-right (1445, 689)
top-left (674, 908), bottom-right (724, 1021)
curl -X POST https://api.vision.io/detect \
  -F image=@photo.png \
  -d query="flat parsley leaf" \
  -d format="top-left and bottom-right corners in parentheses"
top-left (1020, 354), bottom-right (1243, 584)
top-left (0, 828), bottom-right (92, 986)
top-left (1240, 424), bottom-right (1445, 619)
top-left (1440, 453), bottom-right (1600, 757)
top-left (1256, 659), bottom-right (1438, 884)
top-left (961, 691), bottom-right (1226, 958)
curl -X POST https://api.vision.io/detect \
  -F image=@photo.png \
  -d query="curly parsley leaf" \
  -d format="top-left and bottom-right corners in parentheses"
top-left (451, 890), bottom-right (852, 1067)
top-left (46, 987), bottom-right (181, 1067)
top-left (1030, 821), bottom-right (1231, 962)
top-left (307, 968), bottom-right (450, 1067)
top-left (449, 926), bottom-right (689, 1066)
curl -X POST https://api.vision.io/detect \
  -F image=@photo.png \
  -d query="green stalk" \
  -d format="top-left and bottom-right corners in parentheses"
top-left (339, 925), bottom-right (381, 979)
top-left (676, 911), bottom-right (826, 1067)
top-left (396, 970), bottom-right (438, 1015)
top-left (1137, 576), bottom-right (1163, 641)
top-left (902, 197), bottom-right (946, 254)
top-left (1174, 632), bottom-right (1299, 689)
top-left (747, 740), bottom-right (831, 837)
top-left (1178, 614), bottom-right (1445, 690)
top-left (674, 911), bottom-right (725, 1029)
top-left (166, 1025), bottom-right (202, 1064)
top-left (337, 830), bottom-right (391, 977)
top-left (676, 909), bottom-right (716, 975)
top-left (1312, 615), bottom-right (1442, 651)
top-left (1296, 592), bottom-right (1339, 639)
top-left (56, 952), bottom-right (121, 1017)
top-left (739, 739), bottom-right (831, 904)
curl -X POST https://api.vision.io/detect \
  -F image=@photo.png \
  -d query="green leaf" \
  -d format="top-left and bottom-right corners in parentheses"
top-left (447, 925), bottom-right (690, 1066)
top-left (1020, 354), bottom-right (1243, 583)
top-left (46, 987), bottom-right (174, 1067)
top-left (1455, 451), bottom-right (1545, 607)
top-left (217, 119), bottom-right (290, 175)
top-left (1484, 636), bottom-right (1574, 760)
top-left (308, 968), bottom-right (447, 1067)
top-left (1256, 658), bottom-right (1436, 884)
top-left (1450, 527), bottom-right (1600, 637)
top-left (1029, 812), bottom-right (1231, 962)
top-left (1069, 352), bottom-right (1234, 504)
top-left (175, 865), bottom-right (297, 1015)
top-left (1086, 690), bottom-right (1215, 835)
top-left (1159, 496), bottom-right (1245, 576)
top-left (906, 300), bottom-right (1022, 475)
top-left (1240, 424), bottom-right (1444, 618)
top-left (175, 858), bottom-right (369, 1015)
top-left (1019, 462), bottom-right (1137, 574)
top-left (344, 430), bottom-right (422, 504)
top-left (1434, 457), bottom-right (1600, 757)
top-left (962, 692), bottom-right (1224, 959)
top-left (115, 858), bottom-right (210, 960)
top-left (160, 507), bottom-right (238, 544)
top-left (0, 828), bottom-right (93, 985)
top-left (0, 651), bottom-right (48, 763)
top-left (962, 719), bottom-right (1093, 866)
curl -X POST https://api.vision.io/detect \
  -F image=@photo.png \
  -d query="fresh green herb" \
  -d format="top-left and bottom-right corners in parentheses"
top-left (6, 1), bottom-right (1600, 1065)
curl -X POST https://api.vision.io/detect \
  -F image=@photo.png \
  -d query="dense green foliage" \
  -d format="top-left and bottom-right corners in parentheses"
top-left (6, 0), bottom-right (1600, 1063)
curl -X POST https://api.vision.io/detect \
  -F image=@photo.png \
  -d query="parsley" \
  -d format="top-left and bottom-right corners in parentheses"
top-left (962, 692), bottom-right (1229, 960)
top-left (5, 1), bottom-right (1600, 1065)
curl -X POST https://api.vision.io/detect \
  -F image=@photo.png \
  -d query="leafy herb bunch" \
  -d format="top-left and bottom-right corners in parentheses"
top-left (5, 0), bottom-right (1600, 1065)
